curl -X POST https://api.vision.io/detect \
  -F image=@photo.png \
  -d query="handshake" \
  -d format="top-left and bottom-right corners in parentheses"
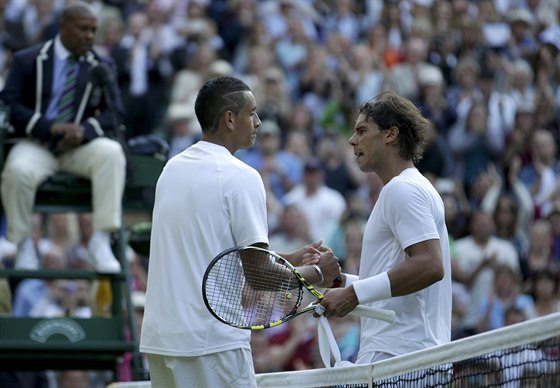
top-left (287, 241), bottom-right (343, 288)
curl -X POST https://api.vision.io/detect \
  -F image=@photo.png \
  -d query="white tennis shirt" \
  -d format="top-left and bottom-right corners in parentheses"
top-left (356, 168), bottom-right (452, 361)
top-left (140, 141), bottom-right (269, 356)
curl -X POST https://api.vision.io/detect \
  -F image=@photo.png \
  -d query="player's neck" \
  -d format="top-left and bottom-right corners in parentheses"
top-left (201, 133), bottom-right (236, 155)
top-left (377, 159), bottom-right (414, 185)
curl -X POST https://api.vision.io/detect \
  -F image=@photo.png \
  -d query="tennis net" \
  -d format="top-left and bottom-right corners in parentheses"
top-left (256, 311), bottom-right (560, 387)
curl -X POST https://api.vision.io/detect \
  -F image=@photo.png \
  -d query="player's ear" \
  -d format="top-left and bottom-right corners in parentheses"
top-left (223, 110), bottom-right (236, 131)
top-left (385, 126), bottom-right (399, 143)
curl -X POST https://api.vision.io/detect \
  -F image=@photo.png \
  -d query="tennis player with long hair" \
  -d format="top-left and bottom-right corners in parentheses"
top-left (318, 91), bottom-right (452, 363)
top-left (139, 76), bottom-right (340, 387)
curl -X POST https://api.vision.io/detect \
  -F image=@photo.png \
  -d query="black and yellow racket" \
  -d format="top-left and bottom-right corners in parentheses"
top-left (202, 246), bottom-right (396, 330)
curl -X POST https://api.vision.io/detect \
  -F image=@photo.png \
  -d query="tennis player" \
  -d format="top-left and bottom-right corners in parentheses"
top-left (140, 76), bottom-right (340, 387)
top-left (318, 91), bottom-right (452, 363)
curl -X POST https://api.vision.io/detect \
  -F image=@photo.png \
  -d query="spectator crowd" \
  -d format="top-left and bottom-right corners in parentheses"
top-left (0, 0), bottom-right (559, 385)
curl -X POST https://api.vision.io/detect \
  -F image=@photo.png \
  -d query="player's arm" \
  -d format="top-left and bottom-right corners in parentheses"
top-left (386, 238), bottom-right (444, 296)
top-left (352, 238), bottom-right (444, 301)
top-left (330, 238), bottom-right (445, 290)
top-left (243, 243), bottom-right (338, 287)
top-left (320, 239), bottom-right (444, 317)
top-left (279, 241), bottom-right (341, 286)
top-left (278, 240), bottom-right (326, 267)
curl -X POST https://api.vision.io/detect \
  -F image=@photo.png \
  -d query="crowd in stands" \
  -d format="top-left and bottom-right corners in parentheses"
top-left (0, 0), bottom-right (559, 384)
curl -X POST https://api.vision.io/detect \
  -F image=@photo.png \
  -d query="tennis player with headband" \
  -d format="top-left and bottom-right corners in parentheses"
top-left (318, 91), bottom-right (452, 363)
top-left (140, 76), bottom-right (341, 388)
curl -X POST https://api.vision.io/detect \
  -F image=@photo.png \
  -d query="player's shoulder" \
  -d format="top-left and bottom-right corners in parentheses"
top-left (384, 169), bottom-right (440, 204)
top-left (200, 148), bottom-right (262, 187)
top-left (224, 151), bottom-right (255, 171)
top-left (385, 169), bottom-right (429, 192)
top-left (231, 157), bottom-right (263, 183)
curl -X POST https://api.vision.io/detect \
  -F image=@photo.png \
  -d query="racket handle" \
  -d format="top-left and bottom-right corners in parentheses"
top-left (351, 305), bottom-right (396, 323)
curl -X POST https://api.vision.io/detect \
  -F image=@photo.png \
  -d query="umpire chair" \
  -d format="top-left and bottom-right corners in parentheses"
top-left (0, 100), bottom-right (164, 381)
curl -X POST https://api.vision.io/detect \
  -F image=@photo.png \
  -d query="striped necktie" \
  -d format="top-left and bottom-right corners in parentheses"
top-left (56, 57), bottom-right (78, 122)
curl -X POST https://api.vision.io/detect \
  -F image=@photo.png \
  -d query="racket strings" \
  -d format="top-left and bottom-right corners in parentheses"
top-left (240, 250), bottom-right (301, 326)
top-left (205, 249), bottom-right (303, 327)
top-left (205, 252), bottom-right (245, 325)
top-left (247, 265), bottom-right (298, 325)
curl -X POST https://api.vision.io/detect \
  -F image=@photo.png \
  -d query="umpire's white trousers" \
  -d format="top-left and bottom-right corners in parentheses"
top-left (1, 138), bottom-right (126, 245)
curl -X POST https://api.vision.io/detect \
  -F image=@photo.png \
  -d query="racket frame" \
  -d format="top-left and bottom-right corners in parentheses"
top-left (202, 246), bottom-right (396, 329)
top-left (202, 246), bottom-right (324, 330)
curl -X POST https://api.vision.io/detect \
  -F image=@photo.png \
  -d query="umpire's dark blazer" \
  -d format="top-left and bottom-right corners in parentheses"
top-left (0, 39), bottom-right (125, 145)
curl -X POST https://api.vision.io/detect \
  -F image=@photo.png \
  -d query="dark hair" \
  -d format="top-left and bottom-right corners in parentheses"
top-left (60, 1), bottom-right (94, 25)
top-left (493, 194), bottom-right (519, 238)
top-left (359, 90), bottom-right (430, 163)
top-left (194, 76), bottom-right (251, 133)
top-left (504, 305), bottom-right (527, 322)
top-left (529, 267), bottom-right (559, 297)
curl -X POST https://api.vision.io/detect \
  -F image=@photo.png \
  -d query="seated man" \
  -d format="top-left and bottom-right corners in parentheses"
top-left (0, 1), bottom-right (125, 273)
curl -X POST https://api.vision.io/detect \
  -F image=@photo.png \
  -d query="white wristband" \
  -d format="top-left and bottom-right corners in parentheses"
top-left (312, 265), bottom-right (324, 284)
top-left (352, 272), bottom-right (391, 304)
top-left (344, 274), bottom-right (359, 287)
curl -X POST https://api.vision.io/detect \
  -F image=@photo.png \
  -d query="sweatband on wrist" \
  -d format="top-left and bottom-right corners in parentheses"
top-left (312, 264), bottom-right (324, 284)
top-left (352, 272), bottom-right (392, 304)
top-left (344, 274), bottom-right (359, 287)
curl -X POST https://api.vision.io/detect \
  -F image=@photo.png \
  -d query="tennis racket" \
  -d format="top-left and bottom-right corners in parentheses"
top-left (202, 246), bottom-right (396, 330)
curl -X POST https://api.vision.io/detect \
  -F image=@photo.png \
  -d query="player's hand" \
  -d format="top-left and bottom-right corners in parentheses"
top-left (286, 241), bottom-right (324, 266)
top-left (317, 249), bottom-right (341, 287)
top-left (317, 286), bottom-right (359, 318)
